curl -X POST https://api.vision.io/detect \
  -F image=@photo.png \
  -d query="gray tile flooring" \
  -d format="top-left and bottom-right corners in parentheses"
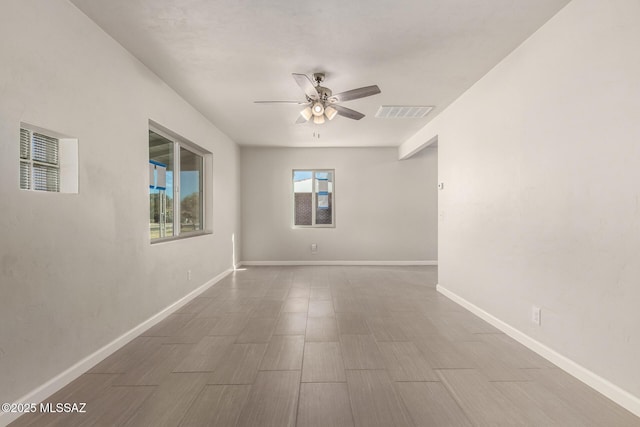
top-left (10, 266), bottom-right (640, 426)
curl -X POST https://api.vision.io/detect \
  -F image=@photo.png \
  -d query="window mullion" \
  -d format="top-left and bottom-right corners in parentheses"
top-left (199, 155), bottom-right (205, 230)
top-left (330, 170), bottom-right (334, 226)
top-left (30, 160), bottom-right (35, 191)
top-left (31, 160), bottom-right (59, 168)
top-left (311, 170), bottom-right (317, 226)
top-left (174, 141), bottom-right (181, 237)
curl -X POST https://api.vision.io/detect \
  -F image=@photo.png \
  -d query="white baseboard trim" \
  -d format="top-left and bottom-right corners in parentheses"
top-left (1, 268), bottom-right (233, 427)
top-left (436, 284), bottom-right (640, 418)
top-left (240, 260), bottom-right (438, 266)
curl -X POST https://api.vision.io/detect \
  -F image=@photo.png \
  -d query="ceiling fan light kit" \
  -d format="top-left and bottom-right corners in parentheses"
top-left (300, 106), bottom-right (313, 121)
top-left (324, 105), bottom-right (337, 120)
top-left (312, 102), bottom-right (324, 116)
top-left (255, 72), bottom-right (381, 125)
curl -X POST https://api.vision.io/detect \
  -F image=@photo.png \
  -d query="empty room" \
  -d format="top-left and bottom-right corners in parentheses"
top-left (1, 0), bottom-right (639, 426)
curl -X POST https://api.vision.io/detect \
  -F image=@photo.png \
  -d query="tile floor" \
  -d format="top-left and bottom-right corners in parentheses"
top-left (10, 266), bottom-right (640, 426)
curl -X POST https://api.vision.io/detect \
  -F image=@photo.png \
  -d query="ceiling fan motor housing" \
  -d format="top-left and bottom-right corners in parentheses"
top-left (312, 72), bottom-right (331, 102)
top-left (312, 86), bottom-right (332, 102)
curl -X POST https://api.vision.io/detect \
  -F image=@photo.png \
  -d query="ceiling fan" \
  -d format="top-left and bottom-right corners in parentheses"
top-left (255, 73), bottom-right (381, 124)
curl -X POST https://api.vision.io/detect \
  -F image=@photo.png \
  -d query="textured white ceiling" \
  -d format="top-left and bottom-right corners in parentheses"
top-left (69, 0), bottom-right (571, 147)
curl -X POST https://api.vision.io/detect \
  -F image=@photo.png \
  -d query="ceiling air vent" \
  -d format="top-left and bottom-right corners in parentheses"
top-left (375, 105), bottom-right (433, 119)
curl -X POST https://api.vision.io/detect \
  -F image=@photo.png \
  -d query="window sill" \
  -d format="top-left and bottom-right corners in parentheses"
top-left (150, 230), bottom-right (212, 244)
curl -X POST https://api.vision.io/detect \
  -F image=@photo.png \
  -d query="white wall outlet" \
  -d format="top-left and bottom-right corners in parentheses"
top-left (532, 306), bottom-right (541, 325)
top-left (311, 243), bottom-right (318, 254)
top-left (187, 270), bottom-right (192, 281)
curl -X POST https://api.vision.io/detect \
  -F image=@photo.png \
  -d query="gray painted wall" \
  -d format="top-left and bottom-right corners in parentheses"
top-left (0, 0), bottom-right (240, 405)
top-left (241, 146), bottom-right (437, 262)
top-left (401, 0), bottom-right (640, 402)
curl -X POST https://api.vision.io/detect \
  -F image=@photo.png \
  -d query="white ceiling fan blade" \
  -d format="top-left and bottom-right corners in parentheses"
top-left (254, 100), bottom-right (309, 104)
top-left (295, 115), bottom-right (309, 124)
top-left (329, 85), bottom-right (381, 103)
top-left (333, 104), bottom-right (365, 120)
top-left (292, 73), bottom-right (319, 100)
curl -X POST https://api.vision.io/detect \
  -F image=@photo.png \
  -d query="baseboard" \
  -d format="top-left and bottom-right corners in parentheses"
top-left (1, 268), bottom-right (233, 427)
top-left (240, 260), bottom-right (438, 266)
top-left (436, 284), bottom-right (640, 418)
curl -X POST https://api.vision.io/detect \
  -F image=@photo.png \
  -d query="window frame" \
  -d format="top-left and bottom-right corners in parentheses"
top-left (149, 124), bottom-right (208, 243)
top-left (292, 169), bottom-right (335, 228)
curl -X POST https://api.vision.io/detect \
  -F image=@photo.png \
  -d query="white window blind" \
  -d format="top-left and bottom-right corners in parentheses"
top-left (20, 128), bottom-right (60, 192)
top-left (20, 129), bottom-right (31, 189)
top-left (20, 128), bottom-right (30, 159)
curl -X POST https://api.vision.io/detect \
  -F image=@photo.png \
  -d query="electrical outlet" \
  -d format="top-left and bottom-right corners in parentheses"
top-left (311, 243), bottom-right (318, 254)
top-left (532, 306), bottom-right (541, 325)
top-left (187, 270), bottom-right (192, 281)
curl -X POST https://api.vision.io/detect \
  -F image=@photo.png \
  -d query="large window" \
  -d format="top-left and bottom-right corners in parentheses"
top-left (149, 127), bottom-right (205, 241)
top-left (293, 169), bottom-right (334, 227)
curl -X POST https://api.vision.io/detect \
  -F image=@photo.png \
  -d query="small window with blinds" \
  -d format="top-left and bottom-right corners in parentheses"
top-left (20, 128), bottom-right (60, 192)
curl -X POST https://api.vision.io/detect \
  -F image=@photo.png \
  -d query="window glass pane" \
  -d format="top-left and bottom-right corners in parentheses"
top-left (149, 131), bottom-right (174, 239)
top-left (294, 170), bottom-right (312, 225)
top-left (315, 171), bottom-right (333, 225)
top-left (180, 147), bottom-right (203, 233)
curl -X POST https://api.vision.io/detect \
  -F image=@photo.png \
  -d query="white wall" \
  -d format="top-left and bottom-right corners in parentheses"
top-left (0, 0), bottom-right (240, 406)
top-left (401, 0), bottom-right (640, 406)
top-left (241, 146), bottom-right (437, 263)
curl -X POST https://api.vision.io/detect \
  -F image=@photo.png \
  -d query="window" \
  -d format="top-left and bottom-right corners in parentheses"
top-left (19, 124), bottom-right (78, 194)
top-left (149, 126), bottom-right (206, 241)
top-left (293, 169), bottom-right (334, 227)
top-left (20, 128), bottom-right (60, 192)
